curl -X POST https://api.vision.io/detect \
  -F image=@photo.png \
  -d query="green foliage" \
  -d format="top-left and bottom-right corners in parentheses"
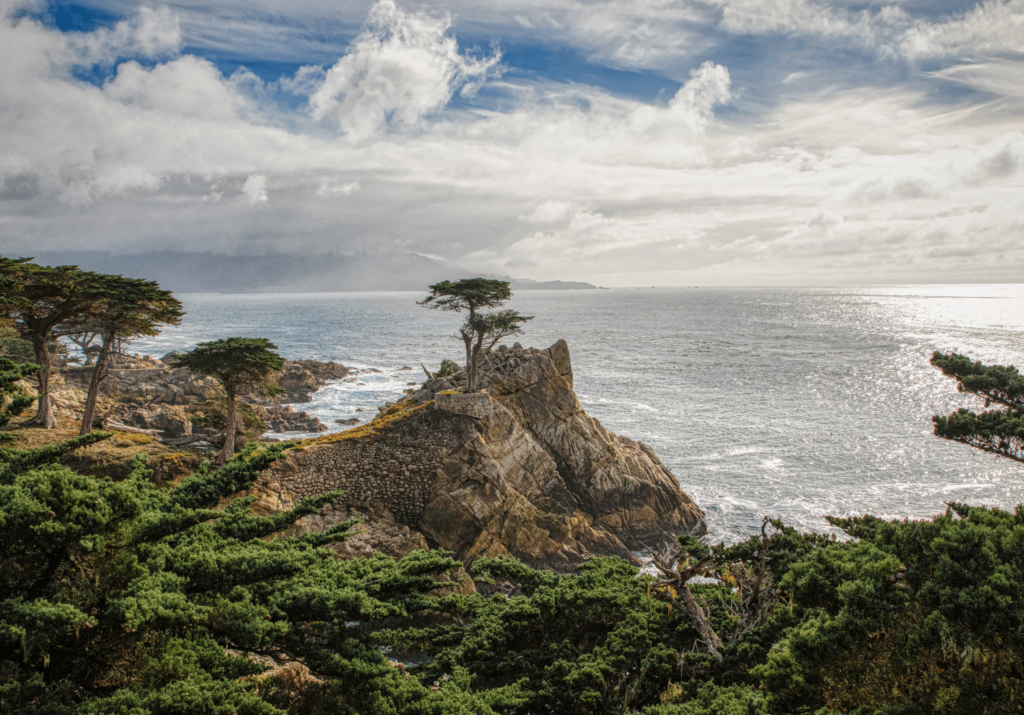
top-left (931, 351), bottom-right (1024, 463)
top-left (436, 359), bottom-right (460, 378)
top-left (417, 279), bottom-right (512, 315)
top-left (0, 336), bottom-right (34, 363)
top-left (61, 273), bottom-right (184, 436)
top-left (0, 358), bottom-right (37, 434)
top-left (171, 338), bottom-right (285, 462)
top-left (170, 338), bottom-right (285, 394)
top-left (379, 556), bottom-right (707, 715)
top-left (190, 398), bottom-right (267, 447)
top-left (466, 309), bottom-right (533, 351)
top-left (933, 407), bottom-right (1024, 463)
top-left (3, 337), bottom-right (1023, 714)
top-left (418, 278), bottom-right (530, 393)
top-left (373, 504), bottom-right (1024, 715)
top-left (644, 681), bottom-right (767, 715)
top-left (931, 351), bottom-right (1024, 409)
top-left (0, 366), bottom-right (486, 714)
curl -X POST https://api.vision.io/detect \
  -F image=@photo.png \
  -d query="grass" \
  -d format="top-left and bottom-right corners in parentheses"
top-left (3, 411), bottom-right (204, 484)
top-left (300, 400), bottom-right (436, 447)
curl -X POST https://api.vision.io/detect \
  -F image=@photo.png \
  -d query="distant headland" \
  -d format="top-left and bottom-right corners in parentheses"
top-left (25, 250), bottom-right (599, 293)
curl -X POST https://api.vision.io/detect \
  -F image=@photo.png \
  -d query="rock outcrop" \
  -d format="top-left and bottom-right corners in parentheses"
top-left (57, 357), bottom-right (346, 439)
top-left (255, 340), bottom-right (704, 571)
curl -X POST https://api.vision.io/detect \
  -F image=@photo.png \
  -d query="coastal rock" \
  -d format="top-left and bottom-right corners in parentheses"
top-left (482, 340), bottom-right (705, 545)
top-left (256, 404), bottom-right (329, 433)
top-left (125, 404), bottom-right (193, 438)
top-left (258, 340), bottom-right (705, 571)
top-left (62, 357), bottom-right (348, 408)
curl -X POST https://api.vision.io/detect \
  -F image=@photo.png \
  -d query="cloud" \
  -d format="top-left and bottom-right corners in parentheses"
top-left (241, 174), bottom-right (268, 205)
top-left (64, 5), bottom-right (182, 67)
top-left (0, 0), bottom-right (1023, 285)
top-left (519, 199), bottom-right (577, 223)
top-left (308, 0), bottom-right (500, 138)
top-left (898, 0), bottom-right (1024, 60)
top-left (315, 180), bottom-right (361, 197)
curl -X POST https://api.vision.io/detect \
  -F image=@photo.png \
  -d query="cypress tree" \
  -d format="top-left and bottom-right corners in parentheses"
top-left (170, 338), bottom-right (283, 464)
top-left (931, 351), bottom-right (1024, 463)
top-left (64, 274), bottom-right (184, 436)
top-left (0, 258), bottom-right (101, 429)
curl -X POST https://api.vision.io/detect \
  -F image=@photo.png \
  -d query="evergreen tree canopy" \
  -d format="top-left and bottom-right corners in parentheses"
top-left (64, 274), bottom-right (184, 436)
top-left (169, 338), bottom-right (284, 463)
top-left (418, 279), bottom-right (529, 393)
top-left (0, 358), bottom-right (37, 437)
top-left (0, 258), bottom-right (103, 428)
top-left (0, 366), bottom-right (496, 714)
top-left (931, 351), bottom-right (1024, 463)
top-left (417, 279), bottom-right (512, 316)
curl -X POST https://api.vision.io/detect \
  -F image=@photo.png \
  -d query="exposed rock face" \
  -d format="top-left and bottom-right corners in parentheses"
top-left (483, 340), bottom-right (704, 546)
top-left (268, 360), bottom-right (348, 404)
top-left (62, 365), bottom-right (220, 406)
top-left (125, 404), bottom-right (193, 438)
top-left (257, 340), bottom-right (705, 571)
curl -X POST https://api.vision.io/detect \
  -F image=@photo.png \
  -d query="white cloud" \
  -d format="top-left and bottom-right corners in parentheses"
top-left (898, 0), bottom-right (1024, 60)
top-left (308, 0), bottom-right (500, 139)
top-left (316, 180), bottom-right (361, 197)
top-left (241, 173), bottom-right (268, 205)
top-left (0, 0), bottom-right (1023, 284)
top-left (519, 199), bottom-right (577, 223)
top-left (65, 5), bottom-right (181, 67)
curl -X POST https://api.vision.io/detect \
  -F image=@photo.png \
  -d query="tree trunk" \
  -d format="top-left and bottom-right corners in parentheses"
top-left (79, 336), bottom-right (113, 436)
top-left (678, 585), bottom-right (724, 661)
top-left (218, 388), bottom-right (237, 464)
top-left (470, 334), bottom-right (485, 393)
top-left (31, 336), bottom-right (56, 429)
top-left (462, 330), bottom-right (476, 393)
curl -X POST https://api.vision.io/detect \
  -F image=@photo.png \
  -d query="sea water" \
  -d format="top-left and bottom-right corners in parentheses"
top-left (130, 285), bottom-right (1024, 544)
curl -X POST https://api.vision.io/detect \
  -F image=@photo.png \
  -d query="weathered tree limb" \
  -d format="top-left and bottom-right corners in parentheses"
top-left (102, 418), bottom-right (162, 435)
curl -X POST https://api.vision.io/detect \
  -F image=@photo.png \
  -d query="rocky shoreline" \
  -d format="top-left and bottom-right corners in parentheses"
top-left (38, 340), bottom-right (705, 572)
top-left (50, 355), bottom-right (348, 443)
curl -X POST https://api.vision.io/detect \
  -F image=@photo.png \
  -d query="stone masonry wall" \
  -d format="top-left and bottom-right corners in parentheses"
top-left (434, 393), bottom-right (494, 419)
top-left (265, 411), bottom-right (469, 524)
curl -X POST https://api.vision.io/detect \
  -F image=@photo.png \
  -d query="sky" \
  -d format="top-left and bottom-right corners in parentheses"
top-left (0, 0), bottom-right (1022, 286)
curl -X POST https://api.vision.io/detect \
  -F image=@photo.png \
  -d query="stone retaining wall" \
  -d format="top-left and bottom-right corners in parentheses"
top-left (434, 392), bottom-right (494, 419)
top-left (268, 414), bottom-right (467, 524)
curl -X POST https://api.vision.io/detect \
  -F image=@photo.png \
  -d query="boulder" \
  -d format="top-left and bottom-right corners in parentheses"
top-left (125, 404), bottom-right (193, 437)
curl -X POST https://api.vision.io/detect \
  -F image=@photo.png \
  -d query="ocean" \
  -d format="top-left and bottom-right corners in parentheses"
top-left (130, 285), bottom-right (1024, 544)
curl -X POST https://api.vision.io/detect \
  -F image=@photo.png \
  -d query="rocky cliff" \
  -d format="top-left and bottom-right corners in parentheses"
top-left (255, 340), bottom-right (705, 571)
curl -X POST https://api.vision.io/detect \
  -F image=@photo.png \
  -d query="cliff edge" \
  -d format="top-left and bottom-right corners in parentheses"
top-left (255, 340), bottom-right (705, 570)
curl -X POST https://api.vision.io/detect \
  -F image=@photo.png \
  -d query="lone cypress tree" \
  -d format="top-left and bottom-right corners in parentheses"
top-left (931, 351), bottom-right (1024, 463)
top-left (170, 338), bottom-right (284, 463)
top-left (419, 279), bottom-right (531, 392)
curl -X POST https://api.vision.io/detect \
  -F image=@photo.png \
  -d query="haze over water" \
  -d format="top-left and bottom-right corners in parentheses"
top-left (132, 285), bottom-right (1024, 544)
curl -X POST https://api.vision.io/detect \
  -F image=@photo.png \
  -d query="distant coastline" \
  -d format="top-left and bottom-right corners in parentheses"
top-left (23, 249), bottom-right (599, 293)
top-left (510, 280), bottom-right (598, 290)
